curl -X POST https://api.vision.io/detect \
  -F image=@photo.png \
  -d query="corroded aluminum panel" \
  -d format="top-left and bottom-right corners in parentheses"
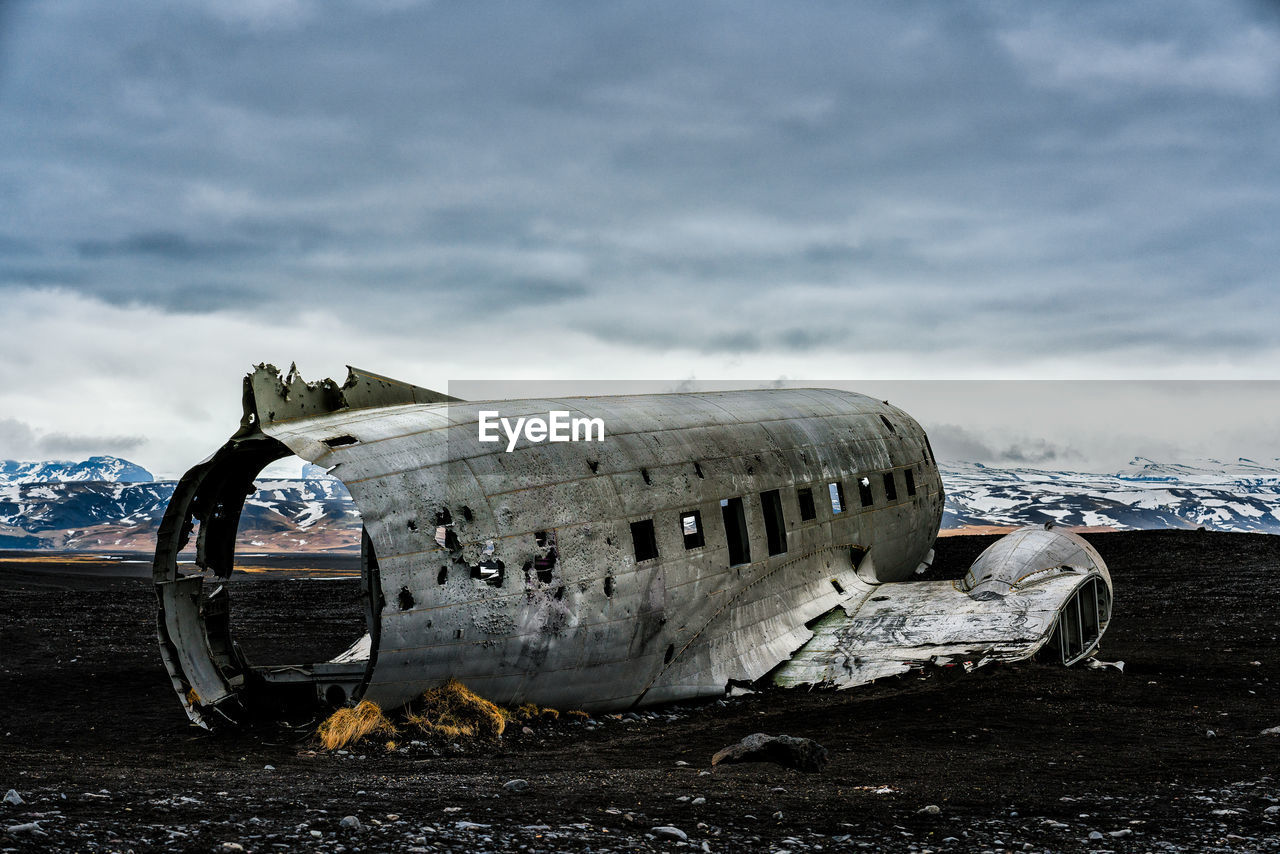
top-left (253, 381), bottom-right (943, 712)
top-left (159, 365), bottom-right (1101, 728)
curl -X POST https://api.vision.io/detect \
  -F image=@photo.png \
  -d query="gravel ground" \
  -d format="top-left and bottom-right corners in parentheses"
top-left (1, 530), bottom-right (1278, 852)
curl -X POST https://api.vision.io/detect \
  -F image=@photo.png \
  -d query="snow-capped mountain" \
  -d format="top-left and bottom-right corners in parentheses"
top-left (0, 455), bottom-right (154, 485)
top-left (2, 456), bottom-right (1278, 551)
top-left (941, 457), bottom-right (1280, 534)
top-left (0, 457), bottom-right (359, 551)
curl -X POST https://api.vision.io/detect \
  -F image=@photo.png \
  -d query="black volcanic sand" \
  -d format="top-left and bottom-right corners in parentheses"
top-left (1, 531), bottom-right (1278, 852)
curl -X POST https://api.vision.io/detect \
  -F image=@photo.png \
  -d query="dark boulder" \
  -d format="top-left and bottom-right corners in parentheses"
top-left (711, 733), bottom-right (828, 772)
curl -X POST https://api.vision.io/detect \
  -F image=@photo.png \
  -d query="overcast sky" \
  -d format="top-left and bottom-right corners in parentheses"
top-left (1, 1), bottom-right (1278, 477)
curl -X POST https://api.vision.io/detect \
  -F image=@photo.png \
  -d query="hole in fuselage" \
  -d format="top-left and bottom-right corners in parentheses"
top-left (218, 453), bottom-right (376, 712)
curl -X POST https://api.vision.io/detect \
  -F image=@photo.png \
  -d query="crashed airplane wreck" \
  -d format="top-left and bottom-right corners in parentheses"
top-left (154, 366), bottom-right (1113, 728)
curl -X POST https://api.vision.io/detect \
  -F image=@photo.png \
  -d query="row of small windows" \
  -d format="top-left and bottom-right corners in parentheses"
top-left (630, 466), bottom-right (921, 565)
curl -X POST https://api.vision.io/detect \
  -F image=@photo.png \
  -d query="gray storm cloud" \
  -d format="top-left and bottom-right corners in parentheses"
top-left (0, 1), bottom-right (1277, 473)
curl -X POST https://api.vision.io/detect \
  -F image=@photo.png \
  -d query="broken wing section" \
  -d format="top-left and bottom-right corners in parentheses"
top-left (772, 526), bottom-right (1113, 689)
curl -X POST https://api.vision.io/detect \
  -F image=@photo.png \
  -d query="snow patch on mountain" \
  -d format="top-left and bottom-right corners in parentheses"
top-left (0, 456), bottom-right (154, 485)
top-left (942, 457), bottom-right (1280, 533)
top-left (3, 455), bottom-right (1278, 550)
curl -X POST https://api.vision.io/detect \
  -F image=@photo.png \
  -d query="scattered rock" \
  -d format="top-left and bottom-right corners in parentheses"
top-left (2, 790), bottom-right (21, 806)
top-left (220, 844), bottom-right (244, 852)
top-left (5, 822), bottom-right (43, 835)
top-left (456, 820), bottom-right (491, 830)
top-left (503, 778), bottom-right (530, 793)
top-left (921, 804), bottom-right (942, 816)
top-left (1088, 830), bottom-right (1104, 841)
top-left (711, 733), bottom-right (828, 772)
top-left (262, 764), bottom-right (275, 771)
top-left (652, 825), bottom-right (688, 841)
top-left (692, 796), bottom-right (706, 805)
top-left (1261, 725), bottom-right (1280, 735)
top-left (339, 815), bottom-right (363, 831)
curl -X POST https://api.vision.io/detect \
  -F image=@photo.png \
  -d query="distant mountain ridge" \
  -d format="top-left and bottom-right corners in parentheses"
top-left (1, 455), bottom-right (1278, 551)
top-left (942, 456), bottom-right (1280, 534)
top-left (0, 455), bottom-right (154, 485)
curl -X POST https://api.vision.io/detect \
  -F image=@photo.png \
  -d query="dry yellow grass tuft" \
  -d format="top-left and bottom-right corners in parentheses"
top-left (315, 700), bottom-right (398, 750)
top-left (405, 679), bottom-right (507, 740)
top-left (564, 709), bottom-right (590, 722)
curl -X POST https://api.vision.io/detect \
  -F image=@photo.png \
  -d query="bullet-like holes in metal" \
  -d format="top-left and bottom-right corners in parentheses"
top-left (397, 586), bottom-right (415, 610)
top-left (533, 530), bottom-right (557, 583)
top-left (831, 579), bottom-right (845, 595)
top-left (604, 576), bottom-right (615, 597)
top-left (437, 566), bottom-right (448, 585)
top-left (323, 435), bottom-right (358, 448)
top-left (664, 644), bottom-right (675, 664)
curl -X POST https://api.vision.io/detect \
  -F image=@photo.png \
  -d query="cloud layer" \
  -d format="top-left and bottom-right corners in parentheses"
top-left (1, 1), bottom-right (1277, 473)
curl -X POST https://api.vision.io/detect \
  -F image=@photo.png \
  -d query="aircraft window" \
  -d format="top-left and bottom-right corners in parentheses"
top-left (797, 487), bottom-right (816, 521)
top-left (681, 510), bottom-right (705, 550)
top-left (828, 482), bottom-right (846, 514)
top-left (905, 468), bottom-right (917, 496)
top-left (470, 559), bottom-right (505, 587)
top-left (859, 476), bottom-right (873, 507)
top-left (760, 490), bottom-right (787, 556)
top-left (720, 497), bottom-right (751, 566)
top-left (630, 519), bottom-right (658, 562)
top-left (883, 472), bottom-right (898, 502)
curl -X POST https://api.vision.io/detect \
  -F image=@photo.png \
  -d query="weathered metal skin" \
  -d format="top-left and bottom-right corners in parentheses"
top-left (773, 526), bottom-right (1112, 688)
top-left (154, 366), bottom-right (1111, 729)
